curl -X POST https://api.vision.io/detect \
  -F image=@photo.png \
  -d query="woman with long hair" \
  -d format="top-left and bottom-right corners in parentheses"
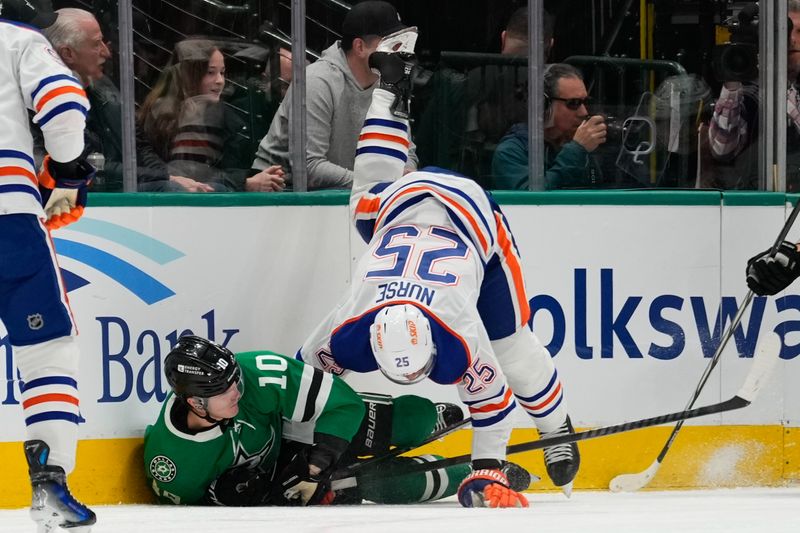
top-left (139, 39), bottom-right (284, 192)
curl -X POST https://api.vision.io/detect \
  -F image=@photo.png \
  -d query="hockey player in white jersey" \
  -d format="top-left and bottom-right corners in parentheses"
top-left (298, 27), bottom-right (579, 507)
top-left (0, 1), bottom-right (95, 531)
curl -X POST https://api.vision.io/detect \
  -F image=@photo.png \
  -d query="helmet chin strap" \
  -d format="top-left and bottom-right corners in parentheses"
top-left (188, 397), bottom-right (231, 427)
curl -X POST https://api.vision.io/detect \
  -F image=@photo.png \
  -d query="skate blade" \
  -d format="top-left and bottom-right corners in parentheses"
top-left (31, 506), bottom-right (59, 533)
top-left (559, 481), bottom-right (574, 498)
top-left (376, 27), bottom-right (418, 54)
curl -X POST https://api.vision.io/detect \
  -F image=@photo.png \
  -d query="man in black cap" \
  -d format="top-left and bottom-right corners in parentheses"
top-left (251, 0), bottom-right (418, 191)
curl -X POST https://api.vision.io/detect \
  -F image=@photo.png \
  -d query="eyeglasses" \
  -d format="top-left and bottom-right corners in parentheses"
top-left (551, 97), bottom-right (591, 110)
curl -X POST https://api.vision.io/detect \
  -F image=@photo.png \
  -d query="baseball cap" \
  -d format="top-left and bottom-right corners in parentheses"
top-left (0, 0), bottom-right (58, 29)
top-left (342, 1), bottom-right (406, 41)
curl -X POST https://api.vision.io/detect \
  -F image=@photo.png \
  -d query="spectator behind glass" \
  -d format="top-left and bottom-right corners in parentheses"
top-left (491, 63), bottom-right (607, 190)
top-left (139, 39), bottom-right (285, 192)
top-left (229, 45), bottom-right (297, 168)
top-left (414, 7), bottom-right (553, 187)
top-left (38, 8), bottom-right (171, 192)
top-left (707, 0), bottom-right (800, 190)
top-left (251, 0), bottom-right (419, 190)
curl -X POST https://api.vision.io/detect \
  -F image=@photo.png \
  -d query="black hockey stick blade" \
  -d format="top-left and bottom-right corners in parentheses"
top-left (609, 331), bottom-right (782, 491)
top-left (334, 334), bottom-right (781, 487)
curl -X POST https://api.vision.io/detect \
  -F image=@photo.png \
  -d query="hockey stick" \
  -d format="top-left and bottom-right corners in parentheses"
top-left (333, 416), bottom-right (472, 478)
top-left (609, 200), bottom-right (800, 492)
top-left (331, 332), bottom-right (780, 489)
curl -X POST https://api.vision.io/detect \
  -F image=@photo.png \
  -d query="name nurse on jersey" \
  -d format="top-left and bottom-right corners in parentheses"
top-left (375, 281), bottom-right (436, 305)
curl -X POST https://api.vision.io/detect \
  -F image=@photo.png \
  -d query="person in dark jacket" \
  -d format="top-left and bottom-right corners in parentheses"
top-left (38, 7), bottom-right (176, 191)
top-left (491, 63), bottom-right (607, 190)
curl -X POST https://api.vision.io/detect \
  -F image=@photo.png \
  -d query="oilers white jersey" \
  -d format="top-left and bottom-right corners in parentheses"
top-left (0, 20), bottom-right (89, 217)
top-left (298, 89), bottom-right (540, 461)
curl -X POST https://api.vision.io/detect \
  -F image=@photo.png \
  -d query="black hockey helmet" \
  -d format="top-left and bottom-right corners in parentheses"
top-left (164, 335), bottom-right (241, 398)
top-left (0, 0), bottom-right (58, 29)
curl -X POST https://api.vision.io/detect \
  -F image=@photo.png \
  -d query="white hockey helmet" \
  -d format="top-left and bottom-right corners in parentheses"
top-left (370, 304), bottom-right (436, 385)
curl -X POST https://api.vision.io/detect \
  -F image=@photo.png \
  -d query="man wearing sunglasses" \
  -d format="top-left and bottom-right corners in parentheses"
top-left (492, 63), bottom-right (607, 189)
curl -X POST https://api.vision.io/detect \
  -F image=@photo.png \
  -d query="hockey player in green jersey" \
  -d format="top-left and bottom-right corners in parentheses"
top-left (144, 335), bottom-right (508, 506)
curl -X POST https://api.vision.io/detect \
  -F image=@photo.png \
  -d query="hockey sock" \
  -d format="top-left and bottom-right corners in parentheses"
top-left (15, 336), bottom-right (81, 474)
top-left (360, 455), bottom-right (470, 504)
top-left (353, 89), bottom-right (409, 189)
top-left (492, 327), bottom-right (568, 433)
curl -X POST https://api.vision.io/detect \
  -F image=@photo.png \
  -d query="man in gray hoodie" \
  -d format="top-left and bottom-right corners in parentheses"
top-left (251, 1), bottom-right (418, 190)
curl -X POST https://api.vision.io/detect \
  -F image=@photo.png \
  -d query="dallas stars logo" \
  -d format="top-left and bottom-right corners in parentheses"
top-left (230, 422), bottom-right (276, 471)
top-left (149, 455), bottom-right (177, 482)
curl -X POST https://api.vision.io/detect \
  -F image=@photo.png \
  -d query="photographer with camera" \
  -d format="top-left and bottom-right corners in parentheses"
top-left (491, 63), bottom-right (607, 189)
top-left (708, 0), bottom-right (800, 190)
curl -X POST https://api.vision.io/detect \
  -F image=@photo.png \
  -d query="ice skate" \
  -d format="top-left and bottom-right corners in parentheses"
top-left (24, 440), bottom-right (96, 533)
top-left (433, 402), bottom-right (464, 433)
top-left (369, 27), bottom-right (418, 118)
top-left (540, 416), bottom-right (580, 497)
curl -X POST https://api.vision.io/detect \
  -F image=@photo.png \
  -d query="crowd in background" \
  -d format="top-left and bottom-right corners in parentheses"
top-left (37, 0), bottom-right (797, 193)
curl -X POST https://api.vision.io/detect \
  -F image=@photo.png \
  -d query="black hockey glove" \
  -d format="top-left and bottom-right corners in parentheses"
top-left (272, 433), bottom-right (349, 506)
top-left (205, 466), bottom-right (272, 506)
top-left (746, 241), bottom-right (800, 296)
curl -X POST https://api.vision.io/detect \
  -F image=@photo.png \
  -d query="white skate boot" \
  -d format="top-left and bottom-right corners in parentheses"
top-left (369, 27), bottom-right (419, 118)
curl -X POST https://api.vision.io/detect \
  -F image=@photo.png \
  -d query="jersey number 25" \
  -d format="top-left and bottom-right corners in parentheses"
top-left (365, 225), bottom-right (469, 284)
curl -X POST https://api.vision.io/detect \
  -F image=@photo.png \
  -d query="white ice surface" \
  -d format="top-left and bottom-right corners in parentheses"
top-left (2, 488), bottom-right (799, 533)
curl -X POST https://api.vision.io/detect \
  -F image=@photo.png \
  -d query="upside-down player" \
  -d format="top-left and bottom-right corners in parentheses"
top-left (144, 336), bottom-right (530, 506)
top-left (1, 1), bottom-right (96, 531)
top-left (297, 27), bottom-right (580, 508)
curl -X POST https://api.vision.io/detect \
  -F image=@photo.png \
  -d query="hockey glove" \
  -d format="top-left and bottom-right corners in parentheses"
top-left (205, 466), bottom-right (271, 506)
top-left (457, 468), bottom-right (529, 508)
top-left (38, 155), bottom-right (95, 230)
top-left (273, 433), bottom-right (349, 506)
top-left (746, 241), bottom-right (800, 296)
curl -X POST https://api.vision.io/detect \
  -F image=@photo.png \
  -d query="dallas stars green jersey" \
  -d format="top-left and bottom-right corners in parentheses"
top-left (144, 350), bottom-right (364, 504)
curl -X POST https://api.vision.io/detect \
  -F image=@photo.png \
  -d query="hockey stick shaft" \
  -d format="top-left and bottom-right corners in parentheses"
top-left (334, 334), bottom-right (779, 487)
top-left (648, 200), bottom-right (800, 465)
top-left (333, 417), bottom-right (471, 478)
top-left (337, 396), bottom-right (750, 485)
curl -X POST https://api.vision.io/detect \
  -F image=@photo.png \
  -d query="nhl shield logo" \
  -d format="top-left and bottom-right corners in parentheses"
top-left (150, 455), bottom-right (177, 483)
top-left (27, 314), bottom-right (44, 330)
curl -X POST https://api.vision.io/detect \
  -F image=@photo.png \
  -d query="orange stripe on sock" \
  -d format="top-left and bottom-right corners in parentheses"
top-left (22, 393), bottom-right (80, 409)
top-left (358, 132), bottom-right (410, 147)
top-left (524, 382), bottom-right (562, 411)
top-left (468, 388), bottom-right (514, 414)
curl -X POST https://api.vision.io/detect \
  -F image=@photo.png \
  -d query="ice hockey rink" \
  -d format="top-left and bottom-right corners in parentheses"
top-left (2, 488), bottom-right (800, 533)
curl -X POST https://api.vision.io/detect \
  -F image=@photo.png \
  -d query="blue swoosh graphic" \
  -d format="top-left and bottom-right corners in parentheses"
top-left (68, 218), bottom-right (185, 265)
top-left (54, 239), bottom-right (175, 304)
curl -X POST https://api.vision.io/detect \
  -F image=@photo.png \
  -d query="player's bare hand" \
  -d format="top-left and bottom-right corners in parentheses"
top-left (572, 115), bottom-right (607, 152)
top-left (246, 165), bottom-right (286, 192)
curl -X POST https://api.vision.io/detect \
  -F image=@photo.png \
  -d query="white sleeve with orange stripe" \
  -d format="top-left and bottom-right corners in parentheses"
top-left (350, 88), bottom-right (410, 224)
top-left (18, 33), bottom-right (88, 163)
